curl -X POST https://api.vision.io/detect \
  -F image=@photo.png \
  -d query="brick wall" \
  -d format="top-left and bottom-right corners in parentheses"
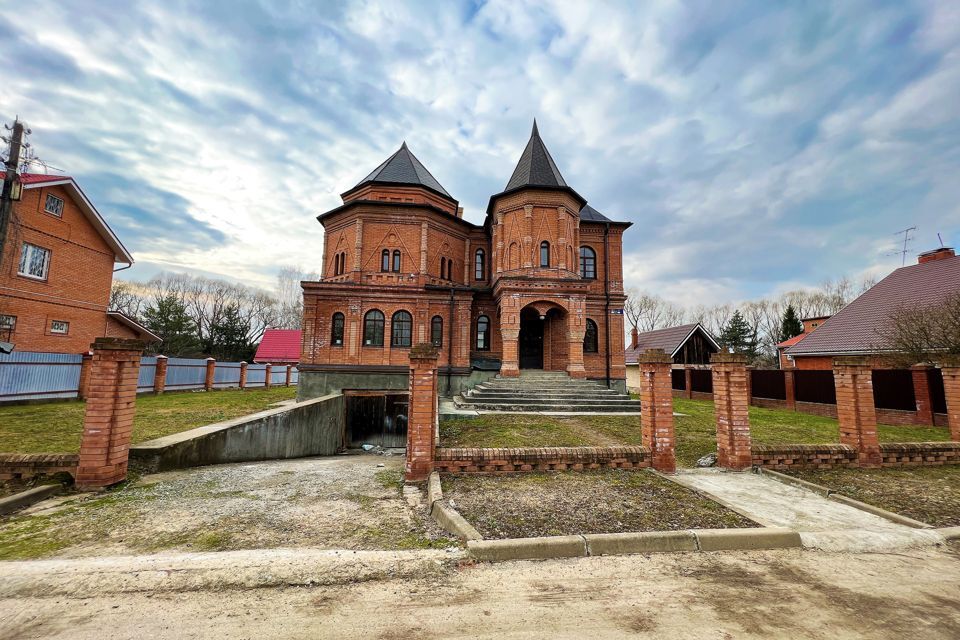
top-left (751, 443), bottom-right (960, 470)
top-left (434, 446), bottom-right (649, 474)
top-left (0, 183), bottom-right (118, 353)
top-left (0, 453), bottom-right (79, 481)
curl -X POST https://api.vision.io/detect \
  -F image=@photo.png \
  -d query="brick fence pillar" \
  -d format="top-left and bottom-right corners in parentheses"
top-left (406, 343), bottom-right (440, 482)
top-left (711, 352), bottom-right (753, 470)
top-left (638, 349), bottom-right (676, 473)
top-left (684, 366), bottom-right (693, 399)
top-left (264, 363), bottom-right (273, 388)
top-left (153, 355), bottom-right (167, 394)
top-left (77, 351), bottom-right (93, 400)
top-left (285, 364), bottom-right (293, 386)
top-left (911, 365), bottom-right (935, 426)
top-left (204, 357), bottom-right (216, 391)
top-left (76, 338), bottom-right (145, 489)
top-left (942, 364), bottom-right (960, 441)
top-left (500, 327), bottom-right (520, 378)
top-left (833, 356), bottom-right (882, 467)
top-left (746, 366), bottom-right (754, 406)
top-left (783, 367), bottom-right (796, 411)
top-left (239, 361), bottom-right (248, 389)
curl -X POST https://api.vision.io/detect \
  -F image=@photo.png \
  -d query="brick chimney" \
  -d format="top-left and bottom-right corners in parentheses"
top-left (918, 247), bottom-right (955, 264)
top-left (630, 326), bottom-right (639, 350)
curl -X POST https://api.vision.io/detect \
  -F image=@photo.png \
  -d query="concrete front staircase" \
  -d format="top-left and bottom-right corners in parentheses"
top-left (455, 370), bottom-right (640, 414)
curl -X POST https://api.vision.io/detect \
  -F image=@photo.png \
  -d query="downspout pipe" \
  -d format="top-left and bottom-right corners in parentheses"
top-left (603, 222), bottom-right (611, 389)
top-left (447, 286), bottom-right (455, 396)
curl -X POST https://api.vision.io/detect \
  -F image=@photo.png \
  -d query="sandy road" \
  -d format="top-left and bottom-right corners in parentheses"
top-left (3, 544), bottom-right (960, 640)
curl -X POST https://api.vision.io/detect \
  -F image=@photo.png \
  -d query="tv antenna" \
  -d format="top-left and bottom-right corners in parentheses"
top-left (890, 226), bottom-right (916, 266)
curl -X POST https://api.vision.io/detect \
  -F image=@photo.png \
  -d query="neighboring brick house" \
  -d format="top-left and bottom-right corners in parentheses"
top-left (785, 247), bottom-right (959, 369)
top-left (775, 315), bottom-right (829, 369)
top-left (623, 323), bottom-right (720, 392)
top-left (299, 122), bottom-right (631, 397)
top-left (0, 172), bottom-right (158, 352)
top-left (254, 329), bottom-right (302, 364)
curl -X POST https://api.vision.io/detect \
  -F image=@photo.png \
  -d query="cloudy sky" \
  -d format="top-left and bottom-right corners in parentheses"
top-left (2, 0), bottom-right (958, 307)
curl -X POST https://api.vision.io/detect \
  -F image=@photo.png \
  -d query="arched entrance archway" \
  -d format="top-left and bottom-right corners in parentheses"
top-left (518, 302), bottom-right (568, 370)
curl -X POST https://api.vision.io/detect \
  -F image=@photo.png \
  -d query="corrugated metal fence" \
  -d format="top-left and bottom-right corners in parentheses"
top-left (0, 351), bottom-right (298, 403)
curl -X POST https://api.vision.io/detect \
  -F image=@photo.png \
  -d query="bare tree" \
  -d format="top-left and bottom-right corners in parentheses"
top-left (274, 265), bottom-right (319, 329)
top-left (877, 293), bottom-right (960, 366)
top-left (109, 281), bottom-right (147, 319)
top-left (624, 289), bottom-right (685, 332)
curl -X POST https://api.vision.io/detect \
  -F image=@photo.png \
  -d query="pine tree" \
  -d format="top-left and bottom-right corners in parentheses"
top-left (719, 310), bottom-right (758, 357)
top-left (143, 295), bottom-right (202, 357)
top-left (209, 304), bottom-right (254, 361)
top-left (780, 305), bottom-right (803, 342)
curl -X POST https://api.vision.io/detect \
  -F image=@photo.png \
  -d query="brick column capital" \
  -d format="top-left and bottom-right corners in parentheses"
top-left (637, 349), bottom-right (673, 365)
top-left (711, 351), bottom-right (749, 366)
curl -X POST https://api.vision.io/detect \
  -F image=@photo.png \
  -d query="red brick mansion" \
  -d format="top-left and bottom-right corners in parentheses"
top-left (298, 123), bottom-right (631, 397)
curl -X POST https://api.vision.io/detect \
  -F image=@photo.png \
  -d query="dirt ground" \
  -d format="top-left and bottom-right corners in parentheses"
top-left (785, 466), bottom-right (960, 527)
top-left (442, 469), bottom-right (757, 539)
top-left (0, 455), bottom-right (455, 560)
top-left (3, 545), bottom-right (960, 639)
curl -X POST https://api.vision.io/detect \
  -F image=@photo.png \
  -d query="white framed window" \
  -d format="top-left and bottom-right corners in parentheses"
top-left (18, 243), bottom-right (51, 280)
top-left (44, 194), bottom-right (64, 217)
top-left (0, 315), bottom-right (15, 341)
top-left (50, 320), bottom-right (69, 334)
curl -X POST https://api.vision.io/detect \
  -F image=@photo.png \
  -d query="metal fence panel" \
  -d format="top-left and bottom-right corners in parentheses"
top-left (165, 357), bottom-right (208, 390)
top-left (794, 370), bottom-right (836, 405)
top-left (0, 351), bottom-right (83, 401)
top-left (213, 363), bottom-right (242, 388)
top-left (751, 369), bottom-right (786, 400)
top-left (270, 366), bottom-right (288, 386)
top-left (137, 356), bottom-right (157, 393)
top-left (872, 369), bottom-right (916, 411)
top-left (246, 363), bottom-right (266, 387)
top-left (290, 367), bottom-right (299, 385)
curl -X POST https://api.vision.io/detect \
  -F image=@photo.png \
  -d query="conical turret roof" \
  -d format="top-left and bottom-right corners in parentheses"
top-left (503, 120), bottom-right (569, 191)
top-left (346, 141), bottom-right (453, 200)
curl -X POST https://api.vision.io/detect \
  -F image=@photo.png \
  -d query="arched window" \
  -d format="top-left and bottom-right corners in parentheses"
top-left (381, 249), bottom-right (390, 272)
top-left (431, 315), bottom-right (443, 347)
top-left (331, 312), bottom-right (345, 346)
top-left (475, 249), bottom-right (485, 281)
top-left (476, 315), bottom-right (490, 351)
top-left (363, 309), bottom-right (384, 347)
top-left (392, 250), bottom-right (401, 272)
top-left (583, 319), bottom-right (599, 353)
top-left (540, 241), bottom-right (550, 267)
top-left (446, 258), bottom-right (453, 280)
top-left (579, 246), bottom-right (596, 279)
top-left (440, 257), bottom-right (447, 280)
top-left (391, 310), bottom-right (412, 347)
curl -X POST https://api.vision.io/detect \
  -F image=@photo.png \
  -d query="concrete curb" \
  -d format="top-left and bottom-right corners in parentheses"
top-left (425, 471), bottom-right (482, 541)
top-left (0, 483), bottom-right (64, 516)
top-left (757, 467), bottom-right (934, 530)
top-left (467, 527), bottom-right (802, 562)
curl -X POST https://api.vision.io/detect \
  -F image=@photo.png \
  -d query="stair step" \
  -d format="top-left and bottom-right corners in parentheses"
top-left (460, 398), bottom-right (640, 407)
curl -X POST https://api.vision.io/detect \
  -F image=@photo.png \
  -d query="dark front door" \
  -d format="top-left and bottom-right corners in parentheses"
top-left (519, 310), bottom-right (544, 369)
top-left (346, 393), bottom-right (409, 448)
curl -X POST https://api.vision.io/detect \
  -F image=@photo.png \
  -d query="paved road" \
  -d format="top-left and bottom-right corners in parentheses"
top-left (3, 544), bottom-right (960, 639)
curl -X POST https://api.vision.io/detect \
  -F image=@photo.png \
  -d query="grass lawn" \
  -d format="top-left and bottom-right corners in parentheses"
top-left (0, 387), bottom-right (297, 454)
top-left (442, 469), bottom-right (757, 539)
top-left (440, 398), bottom-right (951, 467)
top-left (783, 466), bottom-right (960, 527)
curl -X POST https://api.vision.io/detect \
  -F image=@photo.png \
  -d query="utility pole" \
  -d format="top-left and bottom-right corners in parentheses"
top-left (0, 117), bottom-right (30, 267)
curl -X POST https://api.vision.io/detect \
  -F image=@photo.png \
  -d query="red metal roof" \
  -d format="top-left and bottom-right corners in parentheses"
top-left (775, 333), bottom-right (808, 349)
top-left (254, 329), bottom-right (302, 363)
top-left (0, 171), bottom-right (72, 184)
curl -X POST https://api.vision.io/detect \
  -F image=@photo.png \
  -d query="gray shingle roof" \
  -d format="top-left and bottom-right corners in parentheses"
top-left (579, 204), bottom-right (612, 223)
top-left (786, 254), bottom-right (960, 356)
top-left (624, 323), bottom-right (719, 363)
top-left (352, 141), bottom-right (452, 198)
top-left (504, 120), bottom-right (569, 191)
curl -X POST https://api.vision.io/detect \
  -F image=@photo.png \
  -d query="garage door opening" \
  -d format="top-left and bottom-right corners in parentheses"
top-left (345, 392), bottom-right (408, 449)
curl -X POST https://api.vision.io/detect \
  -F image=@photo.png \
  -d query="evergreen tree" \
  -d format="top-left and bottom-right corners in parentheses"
top-left (143, 295), bottom-right (202, 357)
top-left (779, 305), bottom-right (803, 342)
top-left (719, 310), bottom-right (758, 357)
top-left (208, 304), bottom-right (255, 361)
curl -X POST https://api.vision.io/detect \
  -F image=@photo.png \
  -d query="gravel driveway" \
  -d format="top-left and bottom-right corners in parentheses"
top-left (0, 455), bottom-right (455, 560)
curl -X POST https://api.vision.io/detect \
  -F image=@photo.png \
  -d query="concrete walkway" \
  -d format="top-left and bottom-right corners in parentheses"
top-left (670, 469), bottom-right (945, 552)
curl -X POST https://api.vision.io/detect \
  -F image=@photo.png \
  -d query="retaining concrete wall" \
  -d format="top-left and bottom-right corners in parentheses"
top-left (130, 394), bottom-right (345, 472)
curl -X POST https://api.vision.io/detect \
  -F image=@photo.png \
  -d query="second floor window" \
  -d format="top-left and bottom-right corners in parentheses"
top-left (19, 243), bottom-right (51, 280)
top-left (392, 250), bottom-right (401, 272)
top-left (540, 241), bottom-right (550, 267)
top-left (580, 246), bottom-right (596, 279)
top-left (331, 312), bottom-right (345, 346)
top-left (381, 249), bottom-right (390, 272)
top-left (44, 194), bottom-right (64, 217)
top-left (391, 310), bottom-right (412, 347)
top-left (475, 249), bottom-right (485, 281)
